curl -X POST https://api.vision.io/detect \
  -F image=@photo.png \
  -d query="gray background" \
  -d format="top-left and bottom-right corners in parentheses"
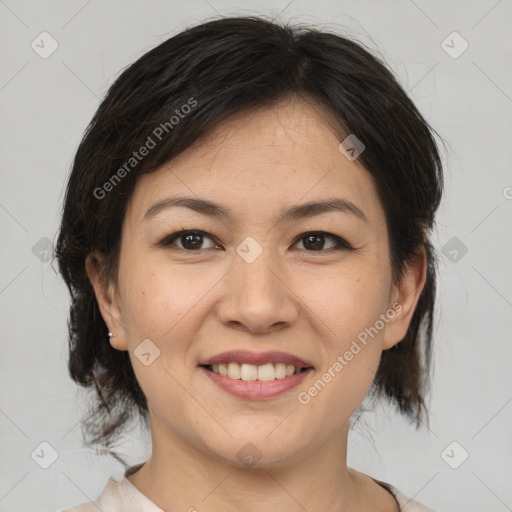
top-left (1, 1), bottom-right (511, 511)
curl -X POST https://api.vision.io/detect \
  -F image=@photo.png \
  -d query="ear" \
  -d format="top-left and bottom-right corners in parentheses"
top-left (85, 253), bottom-right (128, 351)
top-left (382, 246), bottom-right (427, 350)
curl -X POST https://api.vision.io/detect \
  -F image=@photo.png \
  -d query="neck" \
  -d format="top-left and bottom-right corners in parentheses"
top-left (127, 420), bottom-right (364, 511)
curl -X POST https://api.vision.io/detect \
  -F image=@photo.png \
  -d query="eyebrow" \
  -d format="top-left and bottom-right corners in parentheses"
top-left (143, 196), bottom-right (369, 224)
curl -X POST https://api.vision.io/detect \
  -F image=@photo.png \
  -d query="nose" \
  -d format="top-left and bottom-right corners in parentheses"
top-left (216, 244), bottom-right (299, 335)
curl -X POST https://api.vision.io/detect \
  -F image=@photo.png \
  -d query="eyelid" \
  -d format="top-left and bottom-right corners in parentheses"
top-left (296, 232), bottom-right (354, 251)
top-left (159, 229), bottom-right (354, 252)
top-left (159, 228), bottom-right (219, 250)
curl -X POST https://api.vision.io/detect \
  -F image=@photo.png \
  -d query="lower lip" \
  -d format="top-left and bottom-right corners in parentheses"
top-left (199, 366), bottom-right (313, 400)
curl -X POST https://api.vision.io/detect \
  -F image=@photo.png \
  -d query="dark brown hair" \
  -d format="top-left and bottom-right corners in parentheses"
top-left (55, 15), bottom-right (443, 466)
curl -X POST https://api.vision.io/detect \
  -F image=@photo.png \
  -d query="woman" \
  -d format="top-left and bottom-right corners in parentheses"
top-left (57, 15), bottom-right (443, 512)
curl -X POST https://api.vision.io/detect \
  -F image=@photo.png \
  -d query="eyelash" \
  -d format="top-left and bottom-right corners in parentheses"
top-left (159, 228), bottom-right (354, 253)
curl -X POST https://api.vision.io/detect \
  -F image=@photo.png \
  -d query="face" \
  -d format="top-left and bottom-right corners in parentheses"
top-left (89, 96), bottom-right (424, 468)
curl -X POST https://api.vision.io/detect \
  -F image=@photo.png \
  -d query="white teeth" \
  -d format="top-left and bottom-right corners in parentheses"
top-left (209, 362), bottom-right (305, 381)
top-left (227, 362), bottom-right (241, 379)
top-left (275, 363), bottom-right (287, 379)
top-left (240, 363), bottom-right (258, 381)
top-left (257, 363), bottom-right (275, 381)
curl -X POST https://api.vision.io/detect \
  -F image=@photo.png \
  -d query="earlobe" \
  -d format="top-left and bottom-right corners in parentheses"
top-left (382, 247), bottom-right (427, 350)
top-left (85, 253), bottom-right (128, 351)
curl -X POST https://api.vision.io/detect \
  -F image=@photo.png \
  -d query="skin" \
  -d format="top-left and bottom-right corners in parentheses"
top-left (87, 95), bottom-right (426, 512)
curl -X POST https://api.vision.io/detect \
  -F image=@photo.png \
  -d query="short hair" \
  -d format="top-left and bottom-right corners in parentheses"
top-left (55, 15), bottom-right (443, 465)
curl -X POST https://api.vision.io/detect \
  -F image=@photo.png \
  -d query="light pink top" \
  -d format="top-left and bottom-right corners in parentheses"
top-left (62, 466), bottom-right (437, 512)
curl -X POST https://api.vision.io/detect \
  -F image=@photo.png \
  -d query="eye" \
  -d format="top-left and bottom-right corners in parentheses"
top-left (294, 231), bottom-right (353, 252)
top-left (160, 229), bottom-right (220, 252)
top-left (160, 229), bottom-right (353, 252)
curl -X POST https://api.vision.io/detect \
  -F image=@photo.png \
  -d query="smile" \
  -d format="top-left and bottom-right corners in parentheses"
top-left (199, 364), bottom-right (313, 400)
top-left (204, 362), bottom-right (308, 381)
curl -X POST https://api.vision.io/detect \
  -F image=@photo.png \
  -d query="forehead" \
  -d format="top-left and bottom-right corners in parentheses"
top-left (125, 97), bottom-right (386, 232)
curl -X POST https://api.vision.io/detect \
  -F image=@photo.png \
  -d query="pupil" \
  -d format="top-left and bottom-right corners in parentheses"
top-left (184, 233), bottom-right (201, 249)
top-left (304, 234), bottom-right (323, 250)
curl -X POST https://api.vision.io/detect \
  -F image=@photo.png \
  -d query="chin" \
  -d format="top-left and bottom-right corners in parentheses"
top-left (200, 429), bottom-right (310, 470)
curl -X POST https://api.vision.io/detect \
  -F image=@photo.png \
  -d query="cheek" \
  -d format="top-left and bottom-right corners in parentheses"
top-left (117, 268), bottom-right (200, 414)
top-left (297, 266), bottom-right (389, 411)
top-left (303, 263), bottom-right (390, 342)
top-left (119, 260), bottom-right (223, 354)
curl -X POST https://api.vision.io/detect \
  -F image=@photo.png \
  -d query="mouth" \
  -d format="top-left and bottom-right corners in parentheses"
top-left (198, 350), bottom-right (314, 381)
top-left (200, 362), bottom-right (312, 381)
top-left (197, 350), bottom-right (314, 400)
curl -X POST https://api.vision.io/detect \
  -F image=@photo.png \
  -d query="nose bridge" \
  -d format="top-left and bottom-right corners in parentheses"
top-left (233, 234), bottom-right (280, 295)
top-left (218, 234), bottom-right (297, 332)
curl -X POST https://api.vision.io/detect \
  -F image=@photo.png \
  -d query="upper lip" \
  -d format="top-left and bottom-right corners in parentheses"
top-left (198, 350), bottom-right (314, 368)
